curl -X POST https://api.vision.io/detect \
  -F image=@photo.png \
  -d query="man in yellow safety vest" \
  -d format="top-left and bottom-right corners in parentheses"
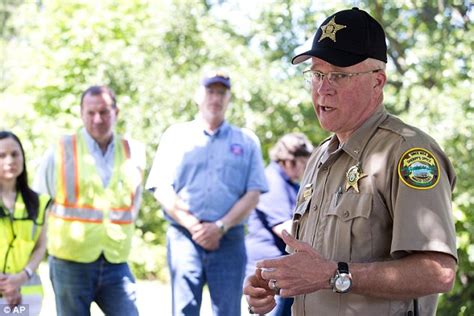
top-left (34, 85), bottom-right (145, 316)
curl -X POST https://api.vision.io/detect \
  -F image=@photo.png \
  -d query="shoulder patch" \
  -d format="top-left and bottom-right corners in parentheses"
top-left (398, 148), bottom-right (440, 190)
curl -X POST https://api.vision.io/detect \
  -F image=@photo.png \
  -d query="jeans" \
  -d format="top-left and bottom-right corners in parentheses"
top-left (268, 296), bottom-right (293, 316)
top-left (167, 224), bottom-right (246, 316)
top-left (49, 255), bottom-right (138, 316)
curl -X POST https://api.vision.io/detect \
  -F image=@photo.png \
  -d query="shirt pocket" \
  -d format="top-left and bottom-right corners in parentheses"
top-left (222, 158), bottom-right (246, 194)
top-left (291, 197), bottom-right (311, 242)
top-left (323, 193), bottom-right (372, 261)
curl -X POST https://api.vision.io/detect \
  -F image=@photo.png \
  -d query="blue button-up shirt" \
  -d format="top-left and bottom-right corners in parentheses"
top-left (146, 119), bottom-right (268, 223)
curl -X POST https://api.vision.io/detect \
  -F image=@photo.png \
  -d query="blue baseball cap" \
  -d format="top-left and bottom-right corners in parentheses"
top-left (201, 71), bottom-right (231, 89)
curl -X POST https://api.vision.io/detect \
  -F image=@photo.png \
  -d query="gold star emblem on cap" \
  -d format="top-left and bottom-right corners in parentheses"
top-left (345, 164), bottom-right (367, 193)
top-left (318, 16), bottom-right (347, 43)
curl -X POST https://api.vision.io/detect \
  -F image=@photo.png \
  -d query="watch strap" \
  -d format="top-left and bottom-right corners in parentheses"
top-left (215, 220), bottom-right (228, 234)
top-left (23, 267), bottom-right (33, 279)
top-left (337, 262), bottom-right (349, 274)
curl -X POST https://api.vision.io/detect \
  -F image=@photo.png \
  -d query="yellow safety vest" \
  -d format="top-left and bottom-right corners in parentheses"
top-left (48, 133), bottom-right (141, 263)
top-left (0, 194), bottom-right (49, 296)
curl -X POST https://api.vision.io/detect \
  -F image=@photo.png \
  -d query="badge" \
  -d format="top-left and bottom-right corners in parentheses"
top-left (302, 183), bottom-right (313, 201)
top-left (345, 164), bottom-right (367, 193)
top-left (230, 144), bottom-right (243, 156)
top-left (318, 16), bottom-right (347, 43)
top-left (398, 148), bottom-right (440, 190)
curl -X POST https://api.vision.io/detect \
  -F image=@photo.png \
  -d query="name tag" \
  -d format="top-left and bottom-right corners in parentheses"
top-left (303, 183), bottom-right (313, 201)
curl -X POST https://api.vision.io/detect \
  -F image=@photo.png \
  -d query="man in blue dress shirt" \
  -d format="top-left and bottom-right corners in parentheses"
top-left (146, 70), bottom-right (268, 316)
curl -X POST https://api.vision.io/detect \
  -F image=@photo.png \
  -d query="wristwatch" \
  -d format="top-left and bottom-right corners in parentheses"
top-left (23, 267), bottom-right (33, 279)
top-left (215, 220), bottom-right (228, 234)
top-left (330, 262), bottom-right (352, 293)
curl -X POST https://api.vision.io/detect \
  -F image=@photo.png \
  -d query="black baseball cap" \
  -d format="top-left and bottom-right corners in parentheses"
top-left (292, 7), bottom-right (387, 67)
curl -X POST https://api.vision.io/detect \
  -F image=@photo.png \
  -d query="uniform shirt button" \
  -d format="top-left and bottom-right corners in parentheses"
top-left (343, 210), bottom-right (350, 218)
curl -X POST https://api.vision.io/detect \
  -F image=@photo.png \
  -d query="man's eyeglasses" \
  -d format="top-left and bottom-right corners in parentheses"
top-left (303, 69), bottom-right (381, 88)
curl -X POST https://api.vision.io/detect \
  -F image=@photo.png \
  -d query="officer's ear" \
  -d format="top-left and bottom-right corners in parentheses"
top-left (373, 70), bottom-right (386, 91)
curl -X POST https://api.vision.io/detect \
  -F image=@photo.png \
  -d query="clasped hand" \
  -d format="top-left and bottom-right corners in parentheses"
top-left (190, 222), bottom-right (222, 251)
top-left (243, 230), bottom-right (335, 315)
top-left (0, 273), bottom-right (25, 306)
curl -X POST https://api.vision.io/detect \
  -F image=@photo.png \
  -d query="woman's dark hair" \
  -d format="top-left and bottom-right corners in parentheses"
top-left (0, 131), bottom-right (39, 219)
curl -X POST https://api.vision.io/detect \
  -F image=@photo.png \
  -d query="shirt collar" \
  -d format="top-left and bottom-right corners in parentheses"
top-left (193, 118), bottom-right (229, 137)
top-left (81, 128), bottom-right (115, 154)
top-left (342, 106), bottom-right (388, 161)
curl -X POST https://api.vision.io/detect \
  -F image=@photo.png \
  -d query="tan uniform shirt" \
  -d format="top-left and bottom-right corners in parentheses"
top-left (291, 107), bottom-right (457, 316)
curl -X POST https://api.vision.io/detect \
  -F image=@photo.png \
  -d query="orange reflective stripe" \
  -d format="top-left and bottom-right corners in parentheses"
top-left (122, 139), bottom-right (131, 159)
top-left (58, 138), bottom-right (67, 202)
top-left (72, 135), bottom-right (80, 202)
top-left (110, 219), bottom-right (133, 224)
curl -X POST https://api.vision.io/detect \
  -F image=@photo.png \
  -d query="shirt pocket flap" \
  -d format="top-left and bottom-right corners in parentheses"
top-left (327, 193), bottom-right (372, 222)
top-left (294, 197), bottom-right (311, 217)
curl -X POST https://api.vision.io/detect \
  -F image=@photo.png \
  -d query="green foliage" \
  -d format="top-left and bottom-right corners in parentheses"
top-left (1, 0), bottom-right (472, 313)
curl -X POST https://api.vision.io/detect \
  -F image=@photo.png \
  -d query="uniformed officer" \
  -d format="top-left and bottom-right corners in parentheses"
top-left (244, 7), bottom-right (457, 316)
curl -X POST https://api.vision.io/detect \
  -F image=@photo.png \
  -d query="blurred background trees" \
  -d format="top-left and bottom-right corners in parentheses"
top-left (1, 0), bottom-right (472, 313)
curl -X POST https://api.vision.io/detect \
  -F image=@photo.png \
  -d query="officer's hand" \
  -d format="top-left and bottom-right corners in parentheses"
top-left (257, 230), bottom-right (336, 297)
top-left (243, 268), bottom-right (277, 315)
top-left (192, 222), bottom-right (221, 251)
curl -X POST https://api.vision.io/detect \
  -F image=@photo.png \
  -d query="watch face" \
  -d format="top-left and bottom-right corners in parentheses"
top-left (335, 274), bottom-right (352, 292)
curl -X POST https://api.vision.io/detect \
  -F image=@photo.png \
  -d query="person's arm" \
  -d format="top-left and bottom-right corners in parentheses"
top-left (257, 231), bottom-right (456, 300)
top-left (217, 190), bottom-right (260, 230)
top-left (23, 221), bottom-right (48, 276)
top-left (32, 147), bottom-right (56, 197)
top-left (191, 190), bottom-right (260, 251)
top-left (146, 126), bottom-right (200, 232)
top-left (153, 188), bottom-right (200, 232)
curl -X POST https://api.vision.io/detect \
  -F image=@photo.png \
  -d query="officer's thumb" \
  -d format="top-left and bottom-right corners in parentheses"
top-left (281, 229), bottom-right (311, 253)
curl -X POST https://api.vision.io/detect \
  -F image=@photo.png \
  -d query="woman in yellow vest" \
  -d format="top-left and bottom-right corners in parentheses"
top-left (0, 131), bottom-right (49, 315)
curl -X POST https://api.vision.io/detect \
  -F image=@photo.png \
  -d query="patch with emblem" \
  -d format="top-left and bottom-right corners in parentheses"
top-left (398, 148), bottom-right (440, 190)
top-left (230, 143), bottom-right (244, 156)
top-left (345, 164), bottom-right (367, 193)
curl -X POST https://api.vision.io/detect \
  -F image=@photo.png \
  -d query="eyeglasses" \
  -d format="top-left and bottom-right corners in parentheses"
top-left (303, 69), bottom-right (381, 88)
